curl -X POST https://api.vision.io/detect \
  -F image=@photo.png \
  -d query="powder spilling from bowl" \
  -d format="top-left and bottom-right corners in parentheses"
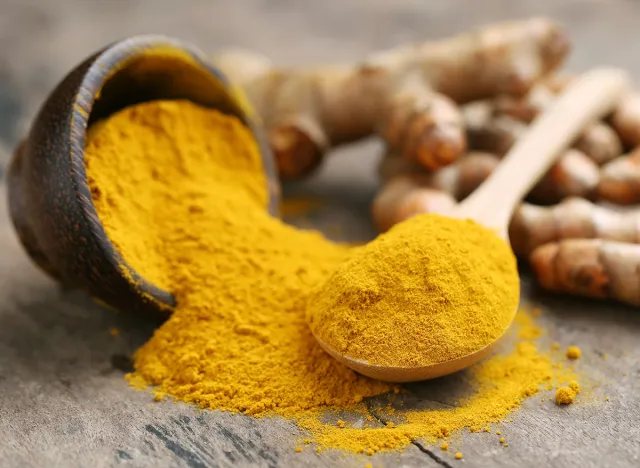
top-left (85, 99), bottom-right (579, 454)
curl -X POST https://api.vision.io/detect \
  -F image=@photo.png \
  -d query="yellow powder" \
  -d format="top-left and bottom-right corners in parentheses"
top-left (441, 441), bottom-right (448, 450)
top-left (87, 100), bottom-right (391, 415)
top-left (499, 437), bottom-right (505, 443)
top-left (566, 346), bottom-right (581, 360)
top-left (568, 380), bottom-right (581, 394)
top-left (455, 452), bottom-right (463, 460)
top-left (86, 99), bottom-right (578, 455)
top-left (307, 214), bottom-right (519, 367)
top-left (555, 387), bottom-right (576, 405)
top-left (289, 311), bottom-right (575, 453)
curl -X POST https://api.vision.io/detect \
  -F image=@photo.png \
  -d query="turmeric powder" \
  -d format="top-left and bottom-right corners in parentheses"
top-left (86, 100), bottom-right (391, 414)
top-left (307, 214), bottom-right (519, 368)
top-left (86, 99), bottom-right (578, 455)
top-left (555, 386), bottom-right (576, 405)
top-left (566, 346), bottom-right (582, 360)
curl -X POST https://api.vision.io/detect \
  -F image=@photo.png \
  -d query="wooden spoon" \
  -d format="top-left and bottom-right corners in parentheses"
top-left (312, 68), bottom-right (630, 382)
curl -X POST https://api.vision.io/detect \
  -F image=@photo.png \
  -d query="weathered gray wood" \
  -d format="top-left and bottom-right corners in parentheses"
top-left (1, 1), bottom-right (640, 467)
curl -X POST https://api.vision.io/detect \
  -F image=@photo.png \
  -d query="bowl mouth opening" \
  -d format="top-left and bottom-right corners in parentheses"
top-left (68, 35), bottom-right (279, 312)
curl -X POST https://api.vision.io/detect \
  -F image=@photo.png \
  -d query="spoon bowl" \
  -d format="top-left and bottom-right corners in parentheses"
top-left (312, 68), bottom-right (630, 382)
top-left (7, 35), bottom-right (279, 318)
top-left (315, 330), bottom-right (506, 383)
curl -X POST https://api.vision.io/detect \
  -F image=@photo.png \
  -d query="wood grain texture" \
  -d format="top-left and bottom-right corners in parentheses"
top-left (1, 1), bottom-right (640, 467)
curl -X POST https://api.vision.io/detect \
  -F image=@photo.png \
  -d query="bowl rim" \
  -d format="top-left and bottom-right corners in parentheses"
top-left (67, 34), bottom-right (280, 311)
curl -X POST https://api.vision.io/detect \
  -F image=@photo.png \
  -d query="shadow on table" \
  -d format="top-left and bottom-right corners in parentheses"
top-left (0, 254), bottom-right (161, 384)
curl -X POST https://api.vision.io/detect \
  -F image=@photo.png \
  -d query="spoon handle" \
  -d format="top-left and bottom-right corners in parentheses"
top-left (456, 68), bottom-right (630, 234)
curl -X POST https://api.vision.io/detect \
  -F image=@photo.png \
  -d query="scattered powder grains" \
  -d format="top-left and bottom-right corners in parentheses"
top-left (455, 452), bottom-right (463, 460)
top-left (441, 442), bottom-right (449, 451)
top-left (566, 346), bottom-right (582, 360)
top-left (86, 100), bottom-right (580, 455)
top-left (555, 387), bottom-right (576, 405)
top-left (569, 380), bottom-right (581, 394)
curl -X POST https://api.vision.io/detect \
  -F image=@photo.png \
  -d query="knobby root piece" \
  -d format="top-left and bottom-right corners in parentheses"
top-left (598, 149), bottom-right (640, 205)
top-left (378, 151), bottom-right (499, 200)
top-left (528, 149), bottom-right (600, 204)
top-left (466, 106), bottom-right (526, 156)
top-left (371, 16), bottom-right (569, 103)
top-left (381, 73), bottom-right (465, 169)
top-left (465, 108), bottom-right (600, 204)
top-left (530, 239), bottom-right (640, 306)
top-left (611, 92), bottom-right (640, 147)
top-left (493, 83), bottom-right (556, 123)
top-left (371, 176), bottom-right (456, 232)
top-left (490, 85), bottom-right (623, 165)
top-left (216, 18), bottom-right (568, 178)
top-left (509, 197), bottom-right (640, 257)
top-left (573, 122), bottom-right (623, 166)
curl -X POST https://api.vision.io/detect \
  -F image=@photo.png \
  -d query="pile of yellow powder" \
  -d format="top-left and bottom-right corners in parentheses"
top-left (85, 99), bottom-right (578, 454)
top-left (307, 213), bottom-right (519, 368)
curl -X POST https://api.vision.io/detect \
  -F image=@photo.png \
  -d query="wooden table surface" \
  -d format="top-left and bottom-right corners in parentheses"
top-left (1, 1), bottom-right (640, 466)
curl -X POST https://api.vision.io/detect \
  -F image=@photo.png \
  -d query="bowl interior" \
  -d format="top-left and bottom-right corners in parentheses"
top-left (75, 38), bottom-right (278, 313)
top-left (89, 47), bottom-right (247, 126)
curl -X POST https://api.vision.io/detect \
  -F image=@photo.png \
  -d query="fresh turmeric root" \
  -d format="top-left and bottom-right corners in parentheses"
top-left (528, 149), bottom-right (600, 204)
top-left (530, 239), bottom-right (640, 306)
top-left (598, 149), bottom-right (640, 205)
top-left (372, 152), bottom-right (497, 232)
top-left (371, 176), bottom-right (456, 232)
top-left (488, 84), bottom-right (623, 165)
top-left (611, 92), bottom-right (640, 147)
top-left (465, 104), bottom-right (526, 155)
top-left (378, 151), bottom-right (500, 199)
top-left (215, 18), bottom-right (568, 178)
top-left (380, 73), bottom-right (465, 169)
top-left (509, 197), bottom-right (640, 256)
top-left (465, 108), bottom-right (600, 203)
top-left (573, 122), bottom-right (622, 166)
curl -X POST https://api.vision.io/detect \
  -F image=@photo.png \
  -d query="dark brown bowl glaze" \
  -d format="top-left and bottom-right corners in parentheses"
top-left (7, 35), bottom-right (280, 317)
